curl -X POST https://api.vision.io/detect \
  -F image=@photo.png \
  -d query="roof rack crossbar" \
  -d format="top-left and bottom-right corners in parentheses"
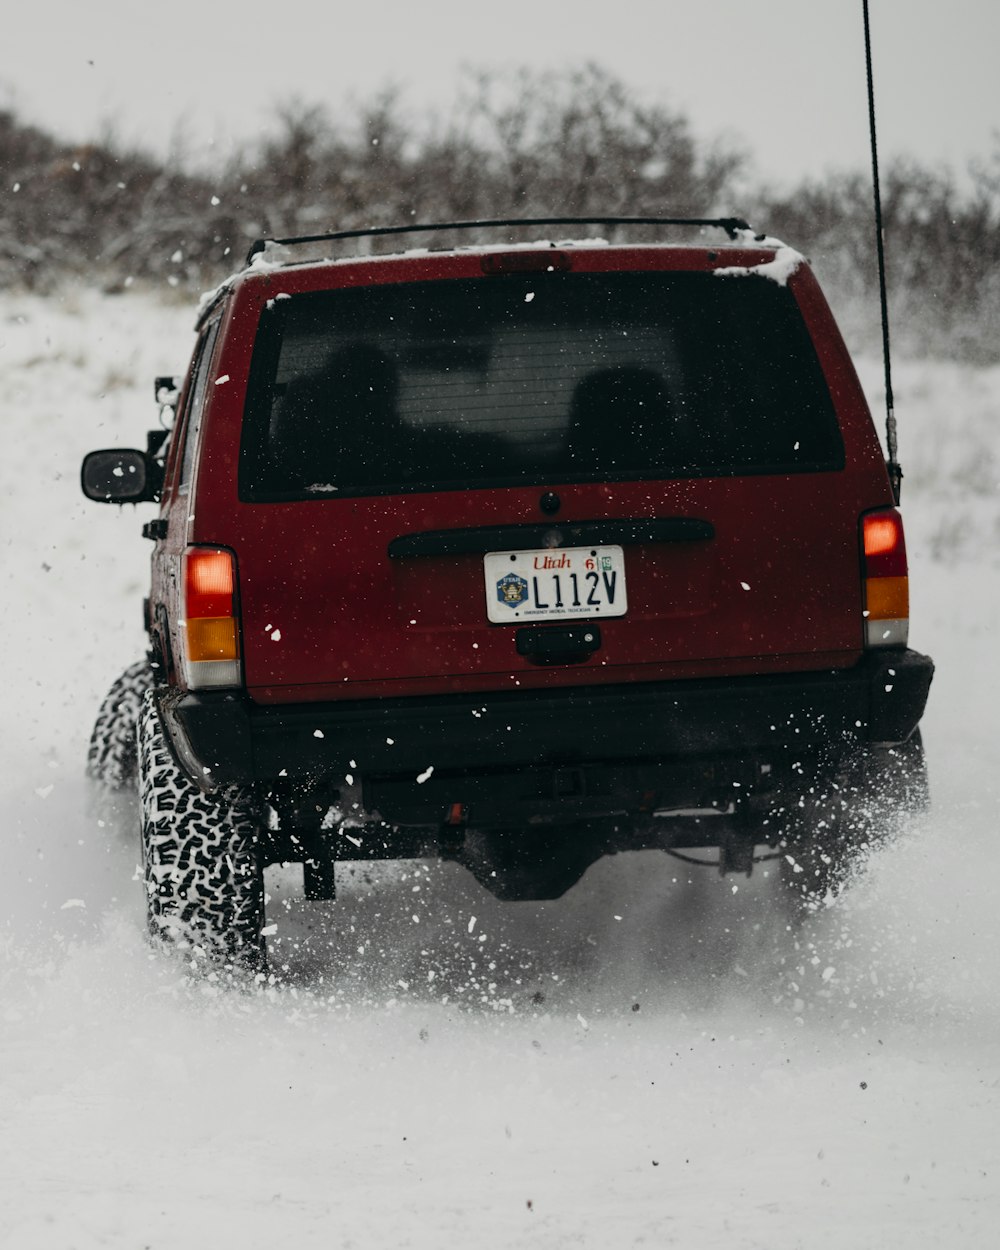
top-left (245, 216), bottom-right (754, 265)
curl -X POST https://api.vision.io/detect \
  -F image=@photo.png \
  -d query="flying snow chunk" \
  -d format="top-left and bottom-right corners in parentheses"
top-left (417, 765), bottom-right (434, 784)
top-left (214, 374), bottom-right (231, 386)
top-left (60, 899), bottom-right (85, 910)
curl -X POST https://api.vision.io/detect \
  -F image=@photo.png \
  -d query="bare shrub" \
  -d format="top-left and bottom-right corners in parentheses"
top-left (1, 77), bottom-right (998, 363)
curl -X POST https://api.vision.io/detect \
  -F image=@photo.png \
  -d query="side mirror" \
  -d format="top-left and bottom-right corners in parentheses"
top-left (81, 449), bottom-right (160, 503)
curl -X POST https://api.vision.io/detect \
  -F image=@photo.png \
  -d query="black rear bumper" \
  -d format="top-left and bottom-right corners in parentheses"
top-left (161, 649), bottom-right (933, 801)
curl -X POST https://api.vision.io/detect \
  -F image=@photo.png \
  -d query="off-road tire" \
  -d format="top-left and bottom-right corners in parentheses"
top-left (137, 690), bottom-right (265, 971)
top-left (87, 659), bottom-right (154, 789)
top-left (781, 731), bottom-right (928, 912)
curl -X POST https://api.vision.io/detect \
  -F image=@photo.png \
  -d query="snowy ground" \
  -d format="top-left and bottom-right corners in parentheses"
top-left (1, 287), bottom-right (998, 1248)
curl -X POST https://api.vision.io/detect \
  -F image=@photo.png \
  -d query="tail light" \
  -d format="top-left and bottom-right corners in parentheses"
top-left (181, 547), bottom-right (242, 688)
top-left (861, 508), bottom-right (908, 647)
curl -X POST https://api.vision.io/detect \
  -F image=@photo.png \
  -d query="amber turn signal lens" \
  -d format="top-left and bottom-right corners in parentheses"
top-left (865, 575), bottom-right (909, 621)
top-left (186, 616), bottom-right (239, 662)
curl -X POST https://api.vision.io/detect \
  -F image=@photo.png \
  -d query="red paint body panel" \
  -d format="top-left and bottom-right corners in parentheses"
top-left (167, 244), bottom-right (895, 706)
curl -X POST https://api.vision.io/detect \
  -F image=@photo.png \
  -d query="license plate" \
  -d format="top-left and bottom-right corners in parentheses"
top-left (484, 545), bottom-right (627, 623)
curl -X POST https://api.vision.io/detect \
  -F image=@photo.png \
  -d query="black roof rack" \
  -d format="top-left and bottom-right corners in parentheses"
top-left (245, 216), bottom-right (754, 266)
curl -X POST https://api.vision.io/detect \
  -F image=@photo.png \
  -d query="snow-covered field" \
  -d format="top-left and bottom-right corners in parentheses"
top-left (1, 287), bottom-right (998, 1248)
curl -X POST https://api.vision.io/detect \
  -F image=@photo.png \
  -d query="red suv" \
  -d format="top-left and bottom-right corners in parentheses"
top-left (83, 217), bottom-right (933, 971)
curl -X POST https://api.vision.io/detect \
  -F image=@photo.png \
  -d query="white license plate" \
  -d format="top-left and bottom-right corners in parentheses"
top-left (484, 545), bottom-right (627, 623)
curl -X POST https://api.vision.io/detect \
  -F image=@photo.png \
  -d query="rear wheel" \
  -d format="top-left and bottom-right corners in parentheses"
top-left (87, 659), bottom-right (153, 789)
top-left (137, 691), bottom-right (265, 972)
top-left (780, 732), bottom-right (928, 913)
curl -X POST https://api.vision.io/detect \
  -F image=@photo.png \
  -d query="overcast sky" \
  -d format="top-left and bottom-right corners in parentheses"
top-left (4, 0), bottom-right (997, 188)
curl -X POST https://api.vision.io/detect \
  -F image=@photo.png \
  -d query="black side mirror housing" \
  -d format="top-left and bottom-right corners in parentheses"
top-left (81, 449), bottom-right (162, 503)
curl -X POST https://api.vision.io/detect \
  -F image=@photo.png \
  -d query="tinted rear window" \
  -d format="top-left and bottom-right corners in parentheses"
top-left (239, 271), bottom-right (844, 500)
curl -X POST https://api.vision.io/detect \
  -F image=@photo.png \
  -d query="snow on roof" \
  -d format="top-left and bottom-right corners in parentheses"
top-left (246, 235), bottom-right (617, 269)
top-left (713, 233), bottom-right (803, 286)
top-left (241, 232), bottom-right (775, 276)
top-left (195, 231), bottom-right (787, 322)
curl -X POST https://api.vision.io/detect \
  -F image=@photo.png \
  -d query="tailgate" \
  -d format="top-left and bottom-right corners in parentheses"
top-left (224, 263), bottom-right (882, 700)
top-left (235, 471), bottom-right (869, 699)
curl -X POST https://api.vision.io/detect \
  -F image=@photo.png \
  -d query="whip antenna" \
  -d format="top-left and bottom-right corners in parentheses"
top-left (863, 0), bottom-right (902, 503)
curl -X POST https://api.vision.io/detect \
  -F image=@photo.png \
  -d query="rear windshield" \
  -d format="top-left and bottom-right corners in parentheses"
top-left (239, 270), bottom-right (844, 500)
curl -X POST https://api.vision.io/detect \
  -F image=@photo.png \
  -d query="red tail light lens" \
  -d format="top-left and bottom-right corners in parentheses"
top-left (185, 549), bottom-right (235, 616)
top-left (863, 511), bottom-right (907, 575)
